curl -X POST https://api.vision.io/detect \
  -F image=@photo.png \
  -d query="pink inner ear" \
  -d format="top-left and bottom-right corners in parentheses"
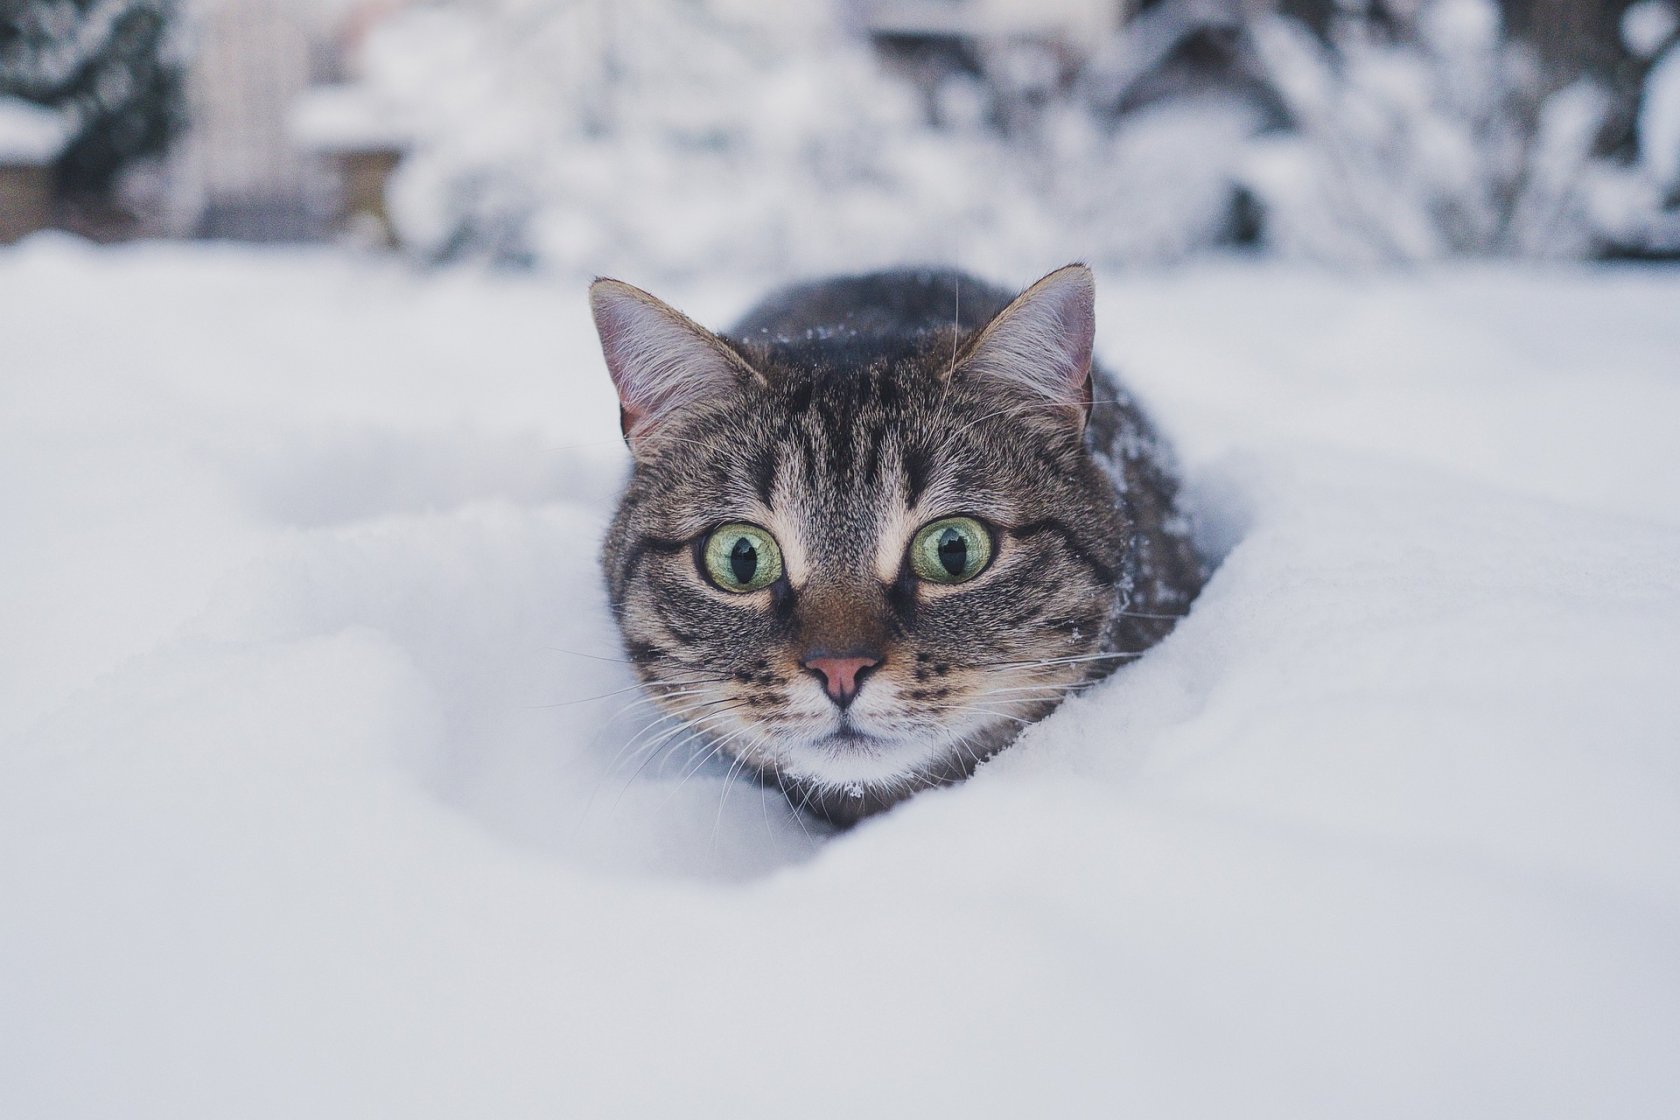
top-left (618, 403), bottom-right (649, 442)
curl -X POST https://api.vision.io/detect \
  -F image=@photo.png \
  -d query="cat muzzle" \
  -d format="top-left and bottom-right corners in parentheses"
top-left (799, 652), bottom-right (883, 707)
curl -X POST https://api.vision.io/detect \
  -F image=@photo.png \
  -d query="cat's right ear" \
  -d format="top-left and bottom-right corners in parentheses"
top-left (589, 279), bottom-right (761, 455)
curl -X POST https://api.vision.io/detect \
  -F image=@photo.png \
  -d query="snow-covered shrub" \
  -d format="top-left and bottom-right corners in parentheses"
top-left (1237, 0), bottom-right (1628, 262)
top-left (355, 0), bottom-right (1680, 272)
top-left (1035, 94), bottom-right (1263, 264)
top-left (1239, 0), bottom-right (1680, 261)
top-left (1572, 0), bottom-right (1680, 255)
top-left (0, 0), bottom-right (186, 198)
top-left (366, 0), bottom-right (940, 277)
top-left (359, 0), bottom-right (1256, 279)
top-left (1627, 0), bottom-right (1680, 202)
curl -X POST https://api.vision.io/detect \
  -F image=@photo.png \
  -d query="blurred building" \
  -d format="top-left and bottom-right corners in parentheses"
top-left (0, 98), bottom-right (72, 243)
top-left (168, 0), bottom-right (401, 240)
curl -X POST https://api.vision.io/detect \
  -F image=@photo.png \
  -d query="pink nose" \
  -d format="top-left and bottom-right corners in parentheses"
top-left (800, 654), bottom-right (882, 706)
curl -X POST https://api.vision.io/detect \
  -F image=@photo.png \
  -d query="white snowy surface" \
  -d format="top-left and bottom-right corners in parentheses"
top-left (3, 237), bottom-right (1679, 1117)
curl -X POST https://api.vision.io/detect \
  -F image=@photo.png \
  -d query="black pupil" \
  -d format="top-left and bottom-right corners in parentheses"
top-left (729, 537), bottom-right (758, 585)
top-left (937, 528), bottom-right (968, 576)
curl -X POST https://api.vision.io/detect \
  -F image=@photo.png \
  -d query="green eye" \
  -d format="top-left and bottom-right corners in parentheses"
top-left (702, 523), bottom-right (783, 592)
top-left (909, 517), bottom-right (992, 584)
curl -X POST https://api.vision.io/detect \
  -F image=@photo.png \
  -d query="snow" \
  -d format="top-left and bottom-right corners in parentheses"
top-left (1623, 0), bottom-right (1680, 60)
top-left (0, 96), bottom-right (71, 164)
top-left (1640, 41), bottom-right (1680, 194)
top-left (3, 236), bottom-right (1680, 1117)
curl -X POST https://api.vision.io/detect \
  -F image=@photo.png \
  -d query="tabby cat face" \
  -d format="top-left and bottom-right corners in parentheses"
top-left (592, 266), bottom-right (1127, 822)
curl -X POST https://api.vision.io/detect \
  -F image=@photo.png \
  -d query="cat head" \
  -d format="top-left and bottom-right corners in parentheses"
top-left (591, 266), bottom-right (1126, 822)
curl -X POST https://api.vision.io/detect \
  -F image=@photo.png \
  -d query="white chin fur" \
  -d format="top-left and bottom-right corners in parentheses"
top-left (779, 736), bottom-right (943, 787)
top-left (769, 716), bottom-right (995, 788)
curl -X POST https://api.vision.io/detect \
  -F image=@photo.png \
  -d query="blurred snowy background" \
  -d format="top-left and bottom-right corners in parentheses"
top-left (5, 3), bottom-right (1680, 1118)
top-left (5, 0), bottom-right (1680, 269)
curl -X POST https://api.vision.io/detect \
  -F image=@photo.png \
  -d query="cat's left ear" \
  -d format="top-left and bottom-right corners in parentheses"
top-left (956, 264), bottom-right (1095, 429)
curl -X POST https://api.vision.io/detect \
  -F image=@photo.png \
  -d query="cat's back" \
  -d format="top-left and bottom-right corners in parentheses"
top-left (728, 268), bottom-right (1010, 354)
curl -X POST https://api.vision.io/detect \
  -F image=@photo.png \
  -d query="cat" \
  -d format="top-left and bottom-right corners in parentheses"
top-left (590, 264), bottom-right (1206, 824)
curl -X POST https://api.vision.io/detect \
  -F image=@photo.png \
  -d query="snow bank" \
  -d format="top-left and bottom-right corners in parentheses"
top-left (2, 238), bottom-right (1678, 1117)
